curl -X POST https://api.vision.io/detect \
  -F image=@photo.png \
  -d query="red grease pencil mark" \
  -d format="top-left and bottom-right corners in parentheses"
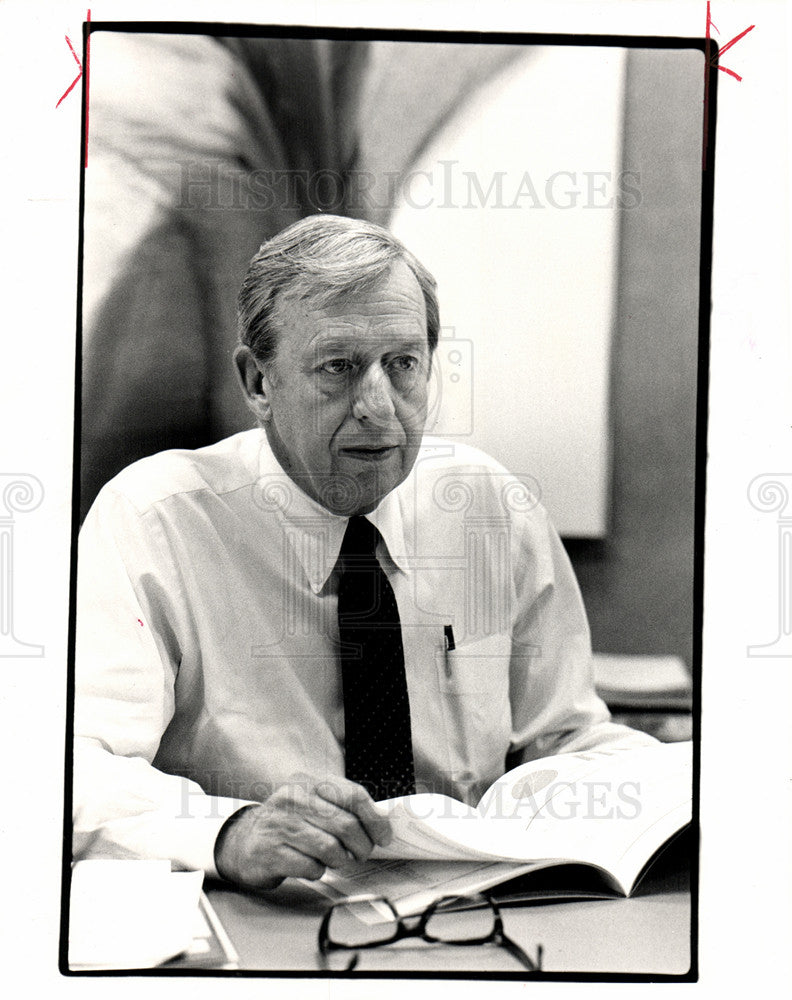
top-left (137, 619), bottom-right (144, 627)
top-left (84, 10), bottom-right (91, 167)
top-left (706, 2), bottom-right (755, 81)
top-left (56, 11), bottom-right (91, 166)
top-left (55, 35), bottom-right (82, 108)
top-left (702, 2), bottom-right (756, 168)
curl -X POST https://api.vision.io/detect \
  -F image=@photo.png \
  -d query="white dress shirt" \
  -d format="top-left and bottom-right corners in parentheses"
top-left (74, 429), bottom-right (652, 875)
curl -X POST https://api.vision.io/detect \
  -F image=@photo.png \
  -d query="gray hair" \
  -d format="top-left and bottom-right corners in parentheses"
top-left (237, 214), bottom-right (440, 366)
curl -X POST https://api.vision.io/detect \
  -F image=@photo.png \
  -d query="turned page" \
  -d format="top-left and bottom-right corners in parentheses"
top-left (474, 741), bottom-right (693, 878)
top-left (372, 741), bottom-right (693, 868)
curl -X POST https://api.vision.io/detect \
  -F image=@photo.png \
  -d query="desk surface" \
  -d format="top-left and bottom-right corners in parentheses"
top-left (204, 837), bottom-right (693, 976)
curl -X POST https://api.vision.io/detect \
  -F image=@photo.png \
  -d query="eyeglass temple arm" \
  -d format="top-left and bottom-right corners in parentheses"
top-left (318, 946), bottom-right (359, 972)
top-left (498, 932), bottom-right (543, 972)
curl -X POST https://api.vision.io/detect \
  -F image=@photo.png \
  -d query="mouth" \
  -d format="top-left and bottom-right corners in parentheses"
top-left (339, 445), bottom-right (399, 463)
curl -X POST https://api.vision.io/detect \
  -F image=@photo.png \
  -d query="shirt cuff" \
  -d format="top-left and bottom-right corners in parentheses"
top-left (165, 795), bottom-right (259, 877)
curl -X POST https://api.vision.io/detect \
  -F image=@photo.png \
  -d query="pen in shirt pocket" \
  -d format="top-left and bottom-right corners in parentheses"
top-left (443, 624), bottom-right (455, 678)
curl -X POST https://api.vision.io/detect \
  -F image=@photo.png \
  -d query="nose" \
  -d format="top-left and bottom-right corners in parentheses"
top-left (351, 363), bottom-right (396, 426)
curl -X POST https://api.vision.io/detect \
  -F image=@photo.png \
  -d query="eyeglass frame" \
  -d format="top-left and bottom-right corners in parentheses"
top-left (317, 891), bottom-right (543, 972)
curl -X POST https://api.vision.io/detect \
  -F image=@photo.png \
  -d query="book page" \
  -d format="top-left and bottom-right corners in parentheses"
top-left (365, 742), bottom-right (692, 877)
top-left (372, 795), bottom-right (537, 862)
top-left (476, 741), bottom-right (693, 880)
top-left (317, 858), bottom-right (541, 917)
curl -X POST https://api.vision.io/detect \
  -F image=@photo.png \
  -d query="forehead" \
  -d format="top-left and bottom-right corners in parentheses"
top-left (273, 260), bottom-right (428, 355)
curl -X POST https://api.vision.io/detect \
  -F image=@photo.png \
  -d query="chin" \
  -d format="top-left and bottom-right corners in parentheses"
top-left (326, 452), bottom-right (408, 513)
top-left (354, 471), bottom-right (403, 514)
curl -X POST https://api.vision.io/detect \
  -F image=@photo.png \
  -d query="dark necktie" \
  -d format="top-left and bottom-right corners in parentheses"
top-left (337, 515), bottom-right (415, 800)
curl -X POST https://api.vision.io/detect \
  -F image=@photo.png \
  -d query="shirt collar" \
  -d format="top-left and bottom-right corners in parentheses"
top-left (255, 430), bottom-right (411, 594)
top-left (366, 488), bottom-right (410, 577)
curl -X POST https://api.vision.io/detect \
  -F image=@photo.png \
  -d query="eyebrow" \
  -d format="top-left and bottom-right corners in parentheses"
top-left (309, 338), bottom-right (429, 356)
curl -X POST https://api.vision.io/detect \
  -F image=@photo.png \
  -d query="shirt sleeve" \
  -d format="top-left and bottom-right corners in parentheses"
top-left (507, 502), bottom-right (657, 764)
top-left (73, 488), bottom-right (256, 876)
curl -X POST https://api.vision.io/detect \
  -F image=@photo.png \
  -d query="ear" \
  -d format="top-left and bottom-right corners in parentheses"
top-left (233, 345), bottom-right (273, 423)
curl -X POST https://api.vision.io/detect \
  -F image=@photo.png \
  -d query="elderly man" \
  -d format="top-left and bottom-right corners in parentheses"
top-left (74, 214), bottom-right (651, 892)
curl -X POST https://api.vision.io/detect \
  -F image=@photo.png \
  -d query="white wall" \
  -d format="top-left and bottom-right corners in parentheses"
top-left (391, 46), bottom-right (627, 537)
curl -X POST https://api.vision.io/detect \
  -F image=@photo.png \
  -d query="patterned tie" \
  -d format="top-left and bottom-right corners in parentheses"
top-left (337, 515), bottom-right (415, 800)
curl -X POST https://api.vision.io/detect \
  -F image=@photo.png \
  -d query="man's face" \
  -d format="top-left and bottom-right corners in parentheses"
top-left (258, 260), bottom-right (432, 515)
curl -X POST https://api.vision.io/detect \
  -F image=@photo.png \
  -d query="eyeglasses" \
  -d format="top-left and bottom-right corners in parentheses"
top-left (318, 892), bottom-right (543, 972)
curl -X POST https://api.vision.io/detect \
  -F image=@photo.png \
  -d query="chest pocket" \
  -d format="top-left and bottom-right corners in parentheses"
top-left (435, 632), bottom-right (511, 693)
top-left (433, 632), bottom-right (512, 798)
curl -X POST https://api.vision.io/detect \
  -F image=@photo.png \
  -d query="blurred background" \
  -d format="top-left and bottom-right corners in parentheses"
top-left (80, 32), bottom-right (704, 731)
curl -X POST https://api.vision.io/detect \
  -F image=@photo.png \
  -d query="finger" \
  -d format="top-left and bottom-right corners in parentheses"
top-left (250, 789), bottom-right (353, 870)
top-left (303, 801), bottom-right (376, 862)
top-left (314, 778), bottom-right (393, 847)
top-left (266, 783), bottom-right (377, 864)
top-left (281, 819), bottom-right (359, 871)
top-left (270, 844), bottom-right (326, 883)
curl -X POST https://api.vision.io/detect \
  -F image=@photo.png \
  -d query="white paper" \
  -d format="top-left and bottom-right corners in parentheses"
top-left (68, 860), bottom-right (204, 969)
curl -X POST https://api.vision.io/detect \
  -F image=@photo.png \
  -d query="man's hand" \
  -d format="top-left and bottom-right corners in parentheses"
top-left (214, 775), bottom-right (393, 890)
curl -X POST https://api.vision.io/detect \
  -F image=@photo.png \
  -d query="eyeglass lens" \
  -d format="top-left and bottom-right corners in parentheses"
top-left (425, 896), bottom-right (497, 942)
top-left (326, 894), bottom-right (498, 948)
top-left (326, 898), bottom-right (399, 947)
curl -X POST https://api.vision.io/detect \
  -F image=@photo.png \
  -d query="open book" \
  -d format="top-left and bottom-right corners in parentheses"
top-left (315, 740), bottom-right (693, 916)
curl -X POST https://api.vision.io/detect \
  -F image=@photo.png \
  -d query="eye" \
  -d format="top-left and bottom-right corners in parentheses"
top-left (390, 356), bottom-right (419, 373)
top-left (320, 359), bottom-right (354, 375)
